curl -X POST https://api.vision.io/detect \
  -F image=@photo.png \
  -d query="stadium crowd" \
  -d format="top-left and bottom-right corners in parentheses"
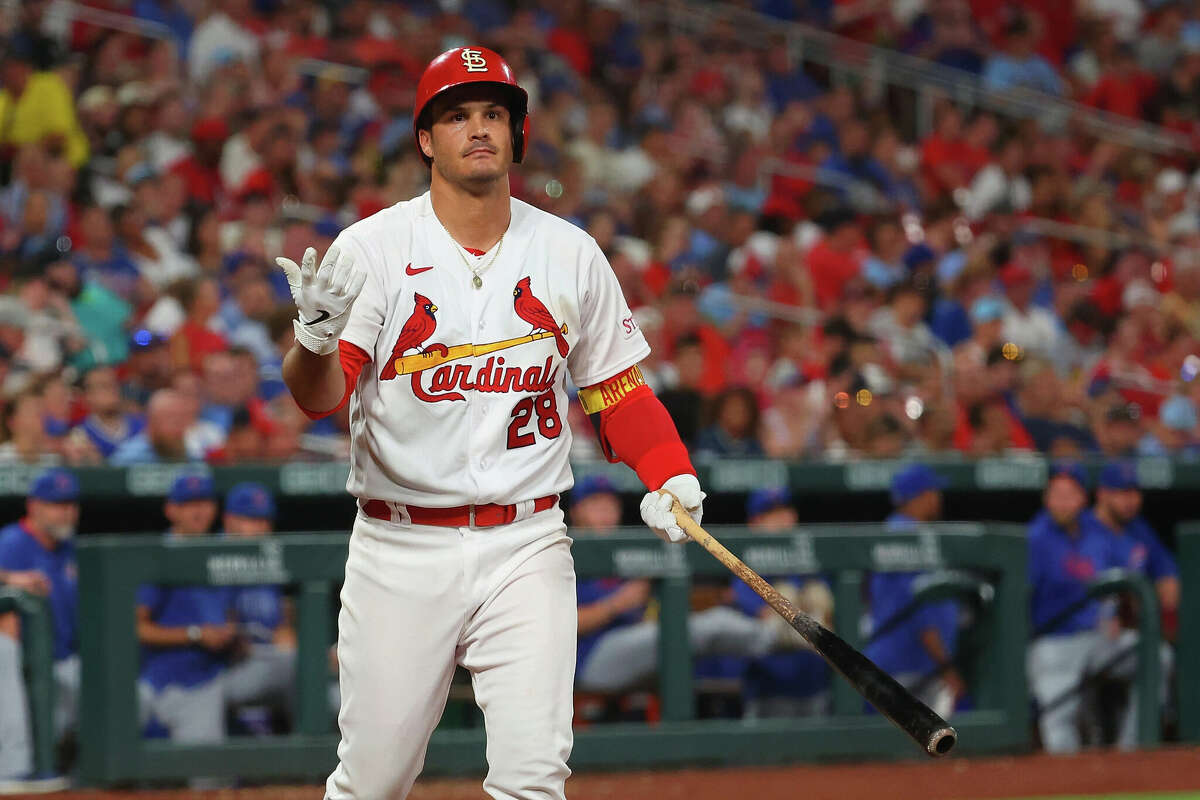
top-left (0, 0), bottom-right (1197, 466)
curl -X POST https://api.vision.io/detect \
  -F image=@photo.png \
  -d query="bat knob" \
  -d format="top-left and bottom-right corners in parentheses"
top-left (926, 726), bottom-right (957, 757)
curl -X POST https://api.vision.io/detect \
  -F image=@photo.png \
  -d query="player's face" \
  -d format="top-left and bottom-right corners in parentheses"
top-left (1102, 487), bottom-right (1142, 525)
top-left (28, 499), bottom-right (78, 542)
top-left (421, 90), bottom-right (513, 185)
top-left (224, 512), bottom-right (272, 537)
top-left (569, 493), bottom-right (621, 532)
top-left (166, 499), bottom-right (218, 536)
top-left (1045, 476), bottom-right (1086, 526)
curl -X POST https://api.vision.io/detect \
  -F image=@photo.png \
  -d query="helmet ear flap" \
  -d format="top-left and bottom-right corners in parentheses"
top-left (513, 114), bottom-right (531, 164)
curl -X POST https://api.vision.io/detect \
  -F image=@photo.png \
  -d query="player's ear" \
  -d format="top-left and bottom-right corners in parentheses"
top-left (418, 128), bottom-right (433, 160)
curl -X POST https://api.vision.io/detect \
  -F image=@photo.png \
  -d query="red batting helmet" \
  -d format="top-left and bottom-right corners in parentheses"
top-left (413, 46), bottom-right (530, 166)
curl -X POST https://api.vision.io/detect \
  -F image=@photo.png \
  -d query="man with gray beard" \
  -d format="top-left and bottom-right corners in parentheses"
top-left (0, 468), bottom-right (81, 788)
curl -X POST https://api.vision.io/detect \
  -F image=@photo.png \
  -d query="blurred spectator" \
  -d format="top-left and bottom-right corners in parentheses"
top-left (0, 468), bottom-right (81, 782)
top-left (222, 483), bottom-right (295, 732)
top-left (983, 16), bottom-right (1066, 96)
top-left (43, 260), bottom-right (130, 371)
top-left (136, 474), bottom-right (233, 751)
top-left (999, 263), bottom-right (1063, 363)
top-left (110, 388), bottom-right (205, 465)
top-left (866, 465), bottom-right (962, 720)
top-left (695, 387), bottom-right (765, 458)
top-left (170, 278), bottom-right (229, 374)
top-left (0, 41), bottom-right (88, 166)
top-left (75, 366), bottom-right (145, 460)
top-left (0, 390), bottom-right (57, 466)
top-left (732, 488), bottom-right (833, 718)
top-left (122, 330), bottom-right (173, 410)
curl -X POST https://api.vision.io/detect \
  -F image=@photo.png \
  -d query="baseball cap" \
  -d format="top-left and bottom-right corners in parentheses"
top-left (1099, 461), bottom-right (1139, 491)
top-left (571, 475), bottom-right (618, 504)
top-left (890, 463), bottom-right (947, 506)
top-left (970, 295), bottom-right (1006, 324)
top-left (1048, 459), bottom-right (1088, 490)
top-left (28, 468), bottom-right (79, 503)
top-left (168, 473), bottom-right (216, 504)
top-left (225, 482), bottom-right (276, 520)
top-left (747, 487), bottom-right (792, 518)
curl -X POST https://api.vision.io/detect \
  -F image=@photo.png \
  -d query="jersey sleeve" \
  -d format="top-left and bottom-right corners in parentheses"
top-left (136, 584), bottom-right (161, 614)
top-left (566, 239), bottom-right (651, 388)
top-left (1137, 522), bottom-right (1179, 580)
top-left (336, 231), bottom-right (388, 357)
top-left (0, 530), bottom-right (28, 572)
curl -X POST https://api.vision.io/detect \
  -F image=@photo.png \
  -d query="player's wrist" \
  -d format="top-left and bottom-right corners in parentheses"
top-left (293, 318), bottom-right (341, 356)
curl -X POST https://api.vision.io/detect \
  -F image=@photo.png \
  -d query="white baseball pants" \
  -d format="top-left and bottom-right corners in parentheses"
top-left (325, 507), bottom-right (576, 800)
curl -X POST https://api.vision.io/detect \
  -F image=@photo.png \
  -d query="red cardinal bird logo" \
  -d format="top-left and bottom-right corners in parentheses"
top-left (380, 293), bottom-right (439, 380)
top-left (513, 277), bottom-right (569, 357)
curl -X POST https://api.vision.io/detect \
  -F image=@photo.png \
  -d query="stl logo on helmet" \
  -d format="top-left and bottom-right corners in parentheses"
top-left (461, 49), bottom-right (488, 73)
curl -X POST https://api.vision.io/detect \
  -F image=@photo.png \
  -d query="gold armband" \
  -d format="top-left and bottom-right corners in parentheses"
top-left (577, 365), bottom-right (647, 415)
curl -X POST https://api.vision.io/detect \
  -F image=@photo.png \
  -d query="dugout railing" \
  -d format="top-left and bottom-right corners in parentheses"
top-left (74, 523), bottom-right (1028, 786)
top-left (0, 588), bottom-right (55, 777)
top-left (1174, 524), bottom-right (1200, 742)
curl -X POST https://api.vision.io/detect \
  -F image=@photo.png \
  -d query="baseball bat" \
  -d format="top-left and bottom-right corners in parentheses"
top-left (669, 500), bottom-right (957, 757)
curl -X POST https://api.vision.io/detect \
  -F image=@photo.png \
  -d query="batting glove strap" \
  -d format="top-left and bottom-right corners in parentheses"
top-left (639, 474), bottom-right (705, 544)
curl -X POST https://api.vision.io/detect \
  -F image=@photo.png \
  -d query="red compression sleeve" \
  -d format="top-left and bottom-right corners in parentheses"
top-left (587, 371), bottom-right (696, 491)
top-left (297, 340), bottom-right (371, 420)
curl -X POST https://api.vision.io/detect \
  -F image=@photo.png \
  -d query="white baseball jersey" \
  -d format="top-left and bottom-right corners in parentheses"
top-left (334, 191), bottom-right (649, 507)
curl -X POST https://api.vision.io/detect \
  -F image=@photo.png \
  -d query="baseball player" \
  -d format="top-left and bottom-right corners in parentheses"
top-left (221, 482), bottom-right (296, 730)
top-left (1026, 461), bottom-right (1118, 753)
top-left (1089, 461), bottom-right (1180, 620)
top-left (276, 46), bottom-right (704, 800)
top-left (0, 468), bottom-right (80, 783)
top-left (1083, 461), bottom-right (1176, 750)
top-left (865, 464), bottom-right (962, 720)
top-left (136, 474), bottom-right (236, 748)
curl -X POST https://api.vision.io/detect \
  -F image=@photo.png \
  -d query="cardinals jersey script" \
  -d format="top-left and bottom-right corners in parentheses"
top-left (334, 190), bottom-right (649, 507)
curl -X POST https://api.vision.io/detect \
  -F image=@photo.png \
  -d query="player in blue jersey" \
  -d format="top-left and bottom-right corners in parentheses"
top-left (136, 474), bottom-right (236, 747)
top-left (1026, 460), bottom-right (1119, 753)
top-left (572, 476), bottom-right (784, 696)
top-left (731, 487), bottom-right (832, 718)
top-left (1090, 461), bottom-right (1180, 621)
top-left (1084, 460), bottom-right (1176, 750)
top-left (222, 482), bottom-right (295, 731)
top-left (0, 468), bottom-right (80, 785)
top-left (865, 464), bottom-right (961, 720)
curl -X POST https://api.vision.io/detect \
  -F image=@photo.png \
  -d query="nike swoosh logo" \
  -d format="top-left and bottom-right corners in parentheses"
top-left (406, 263), bottom-right (434, 276)
top-left (301, 310), bottom-right (331, 326)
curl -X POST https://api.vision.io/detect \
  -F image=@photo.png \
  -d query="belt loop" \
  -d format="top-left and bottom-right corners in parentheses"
top-left (386, 501), bottom-right (410, 525)
top-left (513, 499), bottom-right (535, 522)
top-left (468, 505), bottom-right (476, 528)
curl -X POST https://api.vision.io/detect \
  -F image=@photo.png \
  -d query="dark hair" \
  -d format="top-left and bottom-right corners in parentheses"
top-left (707, 386), bottom-right (761, 438)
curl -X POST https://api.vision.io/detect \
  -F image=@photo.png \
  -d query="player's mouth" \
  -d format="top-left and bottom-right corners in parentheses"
top-left (465, 146), bottom-right (496, 158)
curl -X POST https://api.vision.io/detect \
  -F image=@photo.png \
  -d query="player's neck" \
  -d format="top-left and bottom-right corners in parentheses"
top-left (429, 173), bottom-right (512, 252)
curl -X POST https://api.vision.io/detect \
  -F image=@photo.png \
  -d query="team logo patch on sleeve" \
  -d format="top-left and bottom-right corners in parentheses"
top-left (621, 314), bottom-right (639, 339)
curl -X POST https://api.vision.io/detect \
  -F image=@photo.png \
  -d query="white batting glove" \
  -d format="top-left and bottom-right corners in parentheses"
top-left (275, 245), bottom-right (367, 356)
top-left (639, 474), bottom-right (705, 544)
